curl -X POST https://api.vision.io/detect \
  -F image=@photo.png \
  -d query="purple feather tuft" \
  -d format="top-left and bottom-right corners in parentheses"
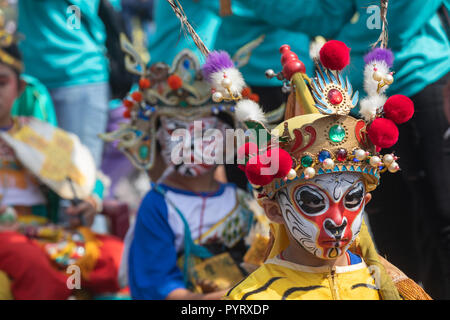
top-left (202, 50), bottom-right (234, 81)
top-left (364, 48), bottom-right (394, 68)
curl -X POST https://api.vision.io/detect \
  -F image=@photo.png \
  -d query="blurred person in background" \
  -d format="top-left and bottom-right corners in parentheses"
top-left (17, 0), bottom-right (117, 168)
top-left (134, 0), bottom-right (222, 185)
top-left (0, 25), bottom-right (125, 300)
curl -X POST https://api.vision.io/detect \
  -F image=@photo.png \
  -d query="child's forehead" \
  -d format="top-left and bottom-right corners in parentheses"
top-left (284, 172), bottom-right (365, 197)
top-left (0, 63), bottom-right (16, 77)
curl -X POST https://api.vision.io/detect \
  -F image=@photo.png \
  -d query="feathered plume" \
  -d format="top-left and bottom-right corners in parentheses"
top-left (235, 99), bottom-right (266, 124)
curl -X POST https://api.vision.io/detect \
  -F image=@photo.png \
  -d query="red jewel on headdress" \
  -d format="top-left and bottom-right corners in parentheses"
top-left (139, 78), bottom-right (151, 89)
top-left (367, 117), bottom-right (399, 149)
top-left (327, 89), bottom-right (343, 105)
top-left (167, 74), bottom-right (183, 90)
top-left (336, 148), bottom-right (348, 162)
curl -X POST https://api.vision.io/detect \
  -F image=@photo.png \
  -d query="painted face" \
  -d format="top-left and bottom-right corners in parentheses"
top-left (157, 116), bottom-right (230, 177)
top-left (277, 172), bottom-right (366, 259)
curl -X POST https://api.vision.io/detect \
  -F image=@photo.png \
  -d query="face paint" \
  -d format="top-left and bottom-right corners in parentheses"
top-left (277, 172), bottom-right (366, 259)
top-left (157, 116), bottom-right (230, 177)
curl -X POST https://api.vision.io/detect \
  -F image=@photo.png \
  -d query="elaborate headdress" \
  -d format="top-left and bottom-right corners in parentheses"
top-left (238, 38), bottom-right (414, 199)
top-left (100, 33), bottom-right (264, 170)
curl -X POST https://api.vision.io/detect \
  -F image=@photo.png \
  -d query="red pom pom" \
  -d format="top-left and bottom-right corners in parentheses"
top-left (241, 87), bottom-right (252, 98)
top-left (319, 40), bottom-right (351, 71)
top-left (383, 95), bottom-right (414, 124)
top-left (167, 74), bottom-right (183, 90)
top-left (245, 156), bottom-right (275, 186)
top-left (131, 91), bottom-right (143, 102)
top-left (123, 99), bottom-right (134, 108)
top-left (139, 78), bottom-right (151, 89)
top-left (262, 148), bottom-right (293, 178)
top-left (367, 118), bottom-right (399, 148)
top-left (123, 109), bottom-right (131, 119)
top-left (237, 142), bottom-right (258, 162)
top-left (249, 93), bottom-right (260, 103)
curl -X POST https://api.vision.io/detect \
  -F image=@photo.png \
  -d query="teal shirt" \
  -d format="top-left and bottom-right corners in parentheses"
top-left (199, 1), bottom-right (313, 86)
top-left (240, 0), bottom-right (450, 97)
top-left (148, 0), bottom-right (221, 65)
top-left (108, 0), bottom-right (122, 11)
top-left (18, 0), bottom-right (109, 89)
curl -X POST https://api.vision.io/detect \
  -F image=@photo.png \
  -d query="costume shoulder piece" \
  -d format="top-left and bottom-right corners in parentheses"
top-left (0, 117), bottom-right (96, 199)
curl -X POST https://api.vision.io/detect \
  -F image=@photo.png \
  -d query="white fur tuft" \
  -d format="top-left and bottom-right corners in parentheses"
top-left (359, 94), bottom-right (387, 121)
top-left (235, 99), bottom-right (266, 123)
top-left (363, 60), bottom-right (391, 96)
top-left (210, 67), bottom-right (246, 98)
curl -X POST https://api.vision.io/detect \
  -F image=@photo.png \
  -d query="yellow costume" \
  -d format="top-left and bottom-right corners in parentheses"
top-left (227, 256), bottom-right (380, 300)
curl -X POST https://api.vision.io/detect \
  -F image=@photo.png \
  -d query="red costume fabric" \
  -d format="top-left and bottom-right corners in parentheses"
top-left (0, 231), bottom-right (123, 299)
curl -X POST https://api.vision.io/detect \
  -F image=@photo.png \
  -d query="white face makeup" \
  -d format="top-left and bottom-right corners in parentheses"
top-left (157, 116), bottom-right (230, 177)
top-left (277, 172), bottom-right (366, 260)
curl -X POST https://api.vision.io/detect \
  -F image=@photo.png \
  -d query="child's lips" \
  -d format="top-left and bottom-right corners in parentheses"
top-left (319, 238), bottom-right (349, 248)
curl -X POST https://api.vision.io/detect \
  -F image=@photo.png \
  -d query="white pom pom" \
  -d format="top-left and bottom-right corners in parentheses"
top-left (359, 94), bottom-right (387, 121)
top-left (363, 60), bottom-right (391, 96)
top-left (210, 67), bottom-right (245, 99)
top-left (235, 99), bottom-right (266, 124)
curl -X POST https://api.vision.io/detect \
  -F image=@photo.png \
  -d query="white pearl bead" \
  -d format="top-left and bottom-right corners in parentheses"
top-left (304, 167), bottom-right (316, 179)
top-left (212, 91), bottom-right (223, 102)
top-left (388, 161), bottom-right (400, 173)
top-left (372, 71), bottom-right (383, 81)
top-left (221, 78), bottom-right (232, 89)
top-left (265, 69), bottom-right (276, 78)
top-left (384, 74), bottom-right (394, 85)
top-left (369, 156), bottom-right (381, 167)
top-left (287, 169), bottom-right (297, 180)
top-left (354, 149), bottom-right (366, 161)
top-left (383, 154), bottom-right (395, 165)
top-left (323, 158), bottom-right (335, 170)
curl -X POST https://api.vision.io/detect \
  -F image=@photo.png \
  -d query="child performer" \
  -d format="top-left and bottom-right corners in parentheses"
top-left (226, 40), bottom-right (431, 300)
top-left (101, 34), bottom-right (272, 300)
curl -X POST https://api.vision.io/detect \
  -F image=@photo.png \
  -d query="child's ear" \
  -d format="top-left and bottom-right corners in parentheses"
top-left (18, 78), bottom-right (27, 96)
top-left (261, 199), bottom-right (284, 224)
top-left (364, 193), bottom-right (372, 205)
